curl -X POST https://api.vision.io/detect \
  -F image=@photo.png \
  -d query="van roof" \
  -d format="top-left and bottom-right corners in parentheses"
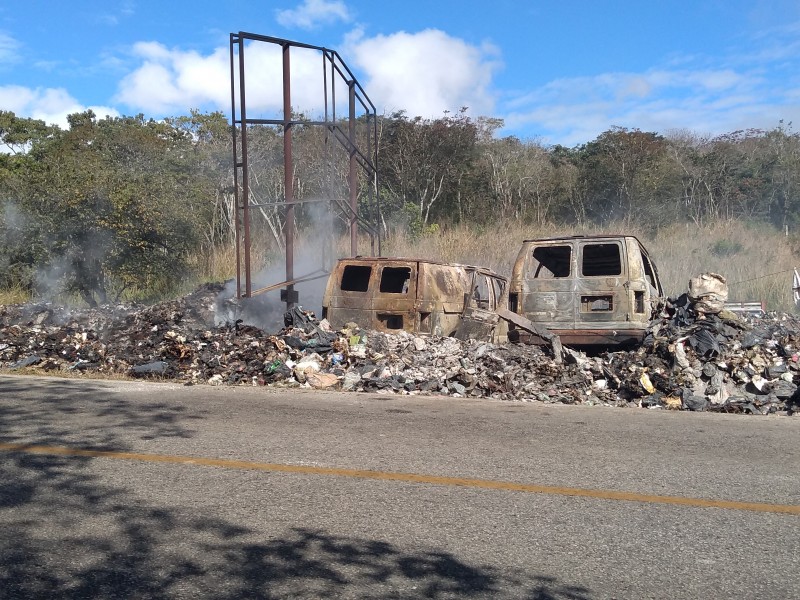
top-left (519, 234), bottom-right (658, 261)
top-left (336, 256), bottom-right (506, 278)
top-left (520, 234), bottom-right (641, 243)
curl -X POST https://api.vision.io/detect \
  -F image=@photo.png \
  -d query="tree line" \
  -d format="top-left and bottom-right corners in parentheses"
top-left (1, 108), bottom-right (798, 305)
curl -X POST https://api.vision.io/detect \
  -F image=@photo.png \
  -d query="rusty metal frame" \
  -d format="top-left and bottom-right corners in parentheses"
top-left (229, 32), bottom-right (381, 305)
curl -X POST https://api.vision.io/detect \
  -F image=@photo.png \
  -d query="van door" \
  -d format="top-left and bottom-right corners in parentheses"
top-left (577, 240), bottom-right (626, 325)
top-left (372, 262), bottom-right (417, 332)
top-left (519, 243), bottom-right (576, 330)
top-left (454, 271), bottom-right (502, 341)
top-left (625, 239), bottom-right (663, 320)
top-left (325, 262), bottom-right (376, 329)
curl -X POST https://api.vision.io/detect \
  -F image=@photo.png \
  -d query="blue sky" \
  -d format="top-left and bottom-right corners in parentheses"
top-left (1, 0), bottom-right (799, 146)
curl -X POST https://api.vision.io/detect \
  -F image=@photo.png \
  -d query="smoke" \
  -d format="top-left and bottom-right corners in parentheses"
top-left (1, 200), bottom-right (24, 232)
top-left (34, 227), bottom-right (113, 305)
top-left (0, 200), bottom-right (40, 291)
top-left (215, 198), bottom-right (340, 332)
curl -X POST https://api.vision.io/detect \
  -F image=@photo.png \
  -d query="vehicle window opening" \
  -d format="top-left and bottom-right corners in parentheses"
top-left (582, 244), bottom-right (622, 276)
top-left (419, 312), bottom-right (432, 333)
top-left (377, 313), bottom-right (403, 329)
top-left (641, 253), bottom-right (658, 291)
top-left (380, 267), bottom-right (412, 293)
top-left (340, 265), bottom-right (372, 292)
top-left (531, 246), bottom-right (571, 278)
top-left (635, 291), bottom-right (645, 313)
top-left (492, 278), bottom-right (505, 306)
top-left (472, 275), bottom-right (491, 308)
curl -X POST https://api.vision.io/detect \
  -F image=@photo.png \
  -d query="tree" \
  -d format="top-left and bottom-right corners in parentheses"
top-left (480, 137), bottom-right (561, 225)
top-left (168, 110), bottom-right (234, 249)
top-left (578, 127), bottom-right (670, 225)
top-left (763, 122), bottom-right (800, 231)
top-left (14, 111), bottom-right (207, 305)
top-left (378, 109), bottom-right (479, 227)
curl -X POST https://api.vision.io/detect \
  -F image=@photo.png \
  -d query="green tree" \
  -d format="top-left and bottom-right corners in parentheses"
top-left (378, 109), bottom-right (479, 227)
top-left (763, 122), bottom-right (800, 231)
top-left (15, 111), bottom-right (207, 305)
top-left (577, 127), bottom-right (670, 225)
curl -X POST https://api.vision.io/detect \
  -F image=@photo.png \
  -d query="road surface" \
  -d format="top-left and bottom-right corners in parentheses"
top-left (0, 374), bottom-right (798, 599)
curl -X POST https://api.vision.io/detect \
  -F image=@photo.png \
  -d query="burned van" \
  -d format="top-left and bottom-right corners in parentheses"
top-left (321, 257), bottom-right (508, 340)
top-left (507, 235), bottom-right (663, 347)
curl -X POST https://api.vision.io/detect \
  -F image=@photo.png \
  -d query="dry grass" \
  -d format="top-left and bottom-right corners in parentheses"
top-left (0, 286), bottom-right (31, 305)
top-left (376, 219), bottom-right (800, 312)
top-left (7, 219), bottom-right (792, 313)
top-left (645, 221), bottom-right (798, 310)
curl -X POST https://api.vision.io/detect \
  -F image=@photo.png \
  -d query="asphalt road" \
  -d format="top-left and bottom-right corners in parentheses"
top-left (0, 374), bottom-right (798, 599)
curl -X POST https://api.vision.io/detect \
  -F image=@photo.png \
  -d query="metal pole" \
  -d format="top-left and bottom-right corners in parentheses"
top-left (229, 34), bottom-right (242, 298)
top-left (349, 81), bottom-right (357, 256)
top-left (283, 43), bottom-right (295, 309)
top-left (238, 37), bottom-right (252, 297)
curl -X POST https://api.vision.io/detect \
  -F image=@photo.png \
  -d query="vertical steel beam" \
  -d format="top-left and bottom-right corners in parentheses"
top-left (283, 43), bottom-right (295, 308)
top-left (239, 38), bottom-right (252, 297)
top-left (349, 81), bottom-right (358, 256)
top-left (229, 34), bottom-right (242, 299)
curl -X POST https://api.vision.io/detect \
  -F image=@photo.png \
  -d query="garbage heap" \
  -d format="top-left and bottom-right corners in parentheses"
top-left (1, 278), bottom-right (799, 415)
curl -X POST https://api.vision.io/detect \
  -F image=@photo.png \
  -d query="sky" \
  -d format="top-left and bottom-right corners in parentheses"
top-left (1, 0), bottom-right (799, 146)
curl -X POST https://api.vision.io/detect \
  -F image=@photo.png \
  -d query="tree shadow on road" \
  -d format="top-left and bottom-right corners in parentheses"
top-left (0, 376), bottom-right (203, 449)
top-left (0, 377), bottom-right (594, 599)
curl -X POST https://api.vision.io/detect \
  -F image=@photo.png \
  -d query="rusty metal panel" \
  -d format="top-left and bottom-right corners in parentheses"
top-left (454, 306), bottom-right (499, 341)
top-left (322, 258), bottom-right (507, 339)
top-left (323, 259), bottom-right (417, 332)
top-left (509, 235), bottom-right (663, 347)
top-left (371, 261), bottom-right (418, 333)
top-left (514, 241), bottom-right (575, 326)
top-left (418, 263), bottom-right (472, 313)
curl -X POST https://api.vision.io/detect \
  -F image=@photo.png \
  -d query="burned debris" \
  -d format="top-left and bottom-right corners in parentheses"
top-left (1, 276), bottom-right (799, 416)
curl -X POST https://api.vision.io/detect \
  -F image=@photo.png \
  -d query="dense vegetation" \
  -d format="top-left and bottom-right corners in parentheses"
top-left (1, 108), bottom-right (799, 307)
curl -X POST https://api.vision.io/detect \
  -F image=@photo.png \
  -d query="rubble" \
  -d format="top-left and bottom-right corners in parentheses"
top-left (2, 280), bottom-right (800, 416)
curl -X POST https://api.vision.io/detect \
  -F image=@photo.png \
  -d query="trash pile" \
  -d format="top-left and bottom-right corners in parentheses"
top-left (1, 277), bottom-right (799, 415)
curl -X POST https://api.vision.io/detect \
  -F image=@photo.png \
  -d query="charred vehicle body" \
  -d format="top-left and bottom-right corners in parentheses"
top-left (321, 257), bottom-right (508, 341)
top-left (507, 235), bottom-right (663, 347)
top-left (321, 235), bottom-right (663, 351)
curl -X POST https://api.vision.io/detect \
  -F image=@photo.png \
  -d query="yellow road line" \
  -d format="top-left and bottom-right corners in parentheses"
top-left (1, 441), bottom-right (798, 515)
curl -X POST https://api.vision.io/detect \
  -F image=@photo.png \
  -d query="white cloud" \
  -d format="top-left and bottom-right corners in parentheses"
top-left (231, 43), bottom-right (335, 116)
top-left (501, 62), bottom-right (799, 146)
top-left (0, 85), bottom-right (119, 128)
top-left (115, 42), bottom-right (230, 113)
top-left (0, 85), bottom-right (35, 112)
top-left (346, 29), bottom-right (501, 119)
top-left (0, 31), bottom-right (20, 65)
top-left (114, 28), bottom-right (502, 123)
top-left (115, 39), bottom-right (377, 119)
top-left (276, 0), bottom-right (351, 30)
top-left (97, 0), bottom-right (136, 26)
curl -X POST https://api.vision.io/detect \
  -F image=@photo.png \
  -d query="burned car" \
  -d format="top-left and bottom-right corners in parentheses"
top-left (507, 235), bottom-right (663, 347)
top-left (321, 257), bottom-right (508, 341)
